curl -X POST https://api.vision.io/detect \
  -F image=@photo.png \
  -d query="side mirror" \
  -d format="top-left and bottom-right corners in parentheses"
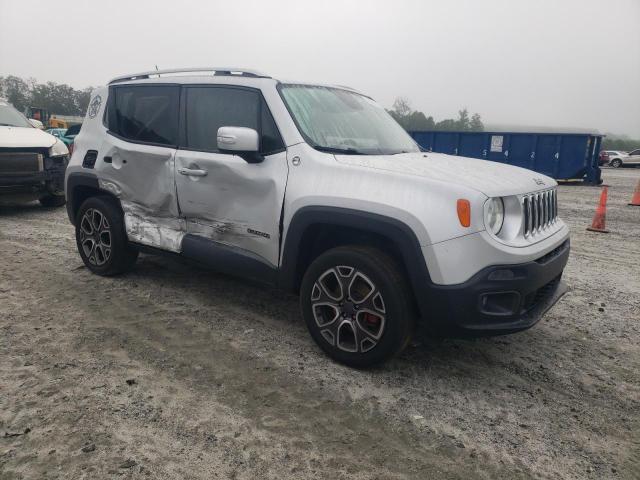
top-left (217, 126), bottom-right (263, 163)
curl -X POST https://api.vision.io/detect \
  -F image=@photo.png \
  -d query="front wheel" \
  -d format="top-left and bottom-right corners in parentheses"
top-left (75, 196), bottom-right (138, 276)
top-left (610, 159), bottom-right (622, 168)
top-left (300, 246), bottom-right (414, 368)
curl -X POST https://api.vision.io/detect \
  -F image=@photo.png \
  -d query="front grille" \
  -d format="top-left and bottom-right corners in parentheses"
top-left (522, 275), bottom-right (561, 312)
top-left (522, 188), bottom-right (558, 237)
top-left (0, 151), bottom-right (44, 175)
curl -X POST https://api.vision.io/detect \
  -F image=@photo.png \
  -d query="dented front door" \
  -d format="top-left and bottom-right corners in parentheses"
top-left (174, 85), bottom-right (288, 267)
top-left (174, 149), bottom-right (287, 267)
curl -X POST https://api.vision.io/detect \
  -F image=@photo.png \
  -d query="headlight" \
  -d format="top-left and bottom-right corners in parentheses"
top-left (48, 138), bottom-right (69, 157)
top-left (485, 197), bottom-right (504, 234)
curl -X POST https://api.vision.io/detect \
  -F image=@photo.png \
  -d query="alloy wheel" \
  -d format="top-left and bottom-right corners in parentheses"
top-left (310, 266), bottom-right (386, 353)
top-left (79, 208), bottom-right (112, 266)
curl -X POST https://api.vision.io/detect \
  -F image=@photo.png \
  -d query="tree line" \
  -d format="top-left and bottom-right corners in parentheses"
top-left (387, 97), bottom-right (484, 132)
top-left (1, 75), bottom-right (483, 132)
top-left (0, 75), bottom-right (92, 116)
top-left (601, 135), bottom-right (640, 152)
top-left (2, 75), bottom-right (637, 149)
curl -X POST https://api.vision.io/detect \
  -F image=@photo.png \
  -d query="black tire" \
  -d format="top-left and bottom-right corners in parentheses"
top-left (75, 196), bottom-right (138, 276)
top-left (300, 246), bottom-right (414, 368)
top-left (611, 159), bottom-right (622, 168)
top-left (39, 194), bottom-right (66, 207)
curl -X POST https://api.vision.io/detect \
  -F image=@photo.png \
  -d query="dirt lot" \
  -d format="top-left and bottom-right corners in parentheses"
top-left (1, 168), bottom-right (639, 480)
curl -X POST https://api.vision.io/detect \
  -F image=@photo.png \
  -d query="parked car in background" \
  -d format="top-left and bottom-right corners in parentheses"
top-left (46, 128), bottom-right (73, 145)
top-left (63, 123), bottom-right (82, 155)
top-left (616, 149), bottom-right (640, 167)
top-left (0, 100), bottom-right (69, 207)
top-left (603, 150), bottom-right (629, 168)
top-left (46, 125), bottom-right (82, 154)
top-left (63, 124), bottom-right (81, 141)
top-left (598, 150), bottom-right (610, 166)
top-left (65, 67), bottom-right (570, 367)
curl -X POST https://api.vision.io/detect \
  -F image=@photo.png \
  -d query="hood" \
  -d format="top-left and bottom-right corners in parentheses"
top-left (0, 126), bottom-right (57, 149)
top-left (334, 152), bottom-right (556, 197)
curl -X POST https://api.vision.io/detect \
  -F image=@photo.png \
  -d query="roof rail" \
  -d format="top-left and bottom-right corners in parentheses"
top-left (334, 84), bottom-right (362, 93)
top-left (108, 67), bottom-right (271, 84)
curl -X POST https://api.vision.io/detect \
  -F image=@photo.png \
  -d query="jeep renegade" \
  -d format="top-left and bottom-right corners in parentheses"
top-left (65, 68), bottom-right (570, 367)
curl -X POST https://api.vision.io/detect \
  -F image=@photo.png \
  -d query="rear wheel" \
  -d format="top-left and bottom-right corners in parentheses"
top-left (611, 158), bottom-right (622, 168)
top-left (300, 246), bottom-right (414, 368)
top-left (75, 196), bottom-right (138, 276)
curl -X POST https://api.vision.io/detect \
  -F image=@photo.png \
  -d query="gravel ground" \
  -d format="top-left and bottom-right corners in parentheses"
top-left (1, 168), bottom-right (639, 479)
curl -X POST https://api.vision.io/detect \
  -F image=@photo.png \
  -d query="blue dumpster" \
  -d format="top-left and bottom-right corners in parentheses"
top-left (408, 131), bottom-right (603, 185)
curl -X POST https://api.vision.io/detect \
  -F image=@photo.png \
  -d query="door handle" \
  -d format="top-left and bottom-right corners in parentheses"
top-left (178, 167), bottom-right (208, 177)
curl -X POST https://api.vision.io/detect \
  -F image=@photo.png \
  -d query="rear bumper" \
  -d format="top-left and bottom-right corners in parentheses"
top-left (425, 239), bottom-right (570, 334)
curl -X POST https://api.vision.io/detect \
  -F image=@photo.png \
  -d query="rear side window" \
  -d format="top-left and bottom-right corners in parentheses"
top-left (108, 85), bottom-right (179, 146)
top-left (184, 86), bottom-right (284, 154)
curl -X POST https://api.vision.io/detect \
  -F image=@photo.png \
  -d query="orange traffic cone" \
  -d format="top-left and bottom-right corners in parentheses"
top-left (587, 186), bottom-right (609, 233)
top-left (629, 179), bottom-right (640, 206)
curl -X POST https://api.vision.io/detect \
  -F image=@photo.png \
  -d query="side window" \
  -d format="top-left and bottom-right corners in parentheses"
top-left (108, 85), bottom-right (179, 146)
top-left (184, 87), bottom-right (284, 154)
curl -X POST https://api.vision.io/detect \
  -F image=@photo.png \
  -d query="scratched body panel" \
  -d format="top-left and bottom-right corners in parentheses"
top-left (97, 135), bottom-right (184, 252)
top-left (175, 149), bottom-right (288, 266)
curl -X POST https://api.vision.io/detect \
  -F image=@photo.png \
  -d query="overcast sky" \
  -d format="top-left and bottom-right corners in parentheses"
top-left (1, 0), bottom-right (639, 136)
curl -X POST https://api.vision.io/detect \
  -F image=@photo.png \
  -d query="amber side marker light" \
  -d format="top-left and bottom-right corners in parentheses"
top-left (457, 199), bottom-right (471, 227)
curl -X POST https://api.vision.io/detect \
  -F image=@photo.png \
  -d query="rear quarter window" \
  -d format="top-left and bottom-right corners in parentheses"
top-left (108, 85), bottom-right (179, 146)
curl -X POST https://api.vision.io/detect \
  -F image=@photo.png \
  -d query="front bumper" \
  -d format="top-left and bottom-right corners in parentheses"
top-left (0, 162), bottom-right (67, 197)
top-left (426, 239), bottom-right (570, 335)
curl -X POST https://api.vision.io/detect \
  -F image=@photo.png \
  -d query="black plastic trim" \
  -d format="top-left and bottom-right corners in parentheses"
top-left (278, 206), bottom-right (430, 305)
top-left (279, 206), bottom-right (570, 333)
top-left (83, 150), bottom-right (99, 168)
top-left (427, 240), bottom-right (570, 334)
top-left (65, 172), bottom-right (100, 224)
top-left (181, 234), bottom-right (277, 286)
top-left (0, 172), bottom-right (46, 185)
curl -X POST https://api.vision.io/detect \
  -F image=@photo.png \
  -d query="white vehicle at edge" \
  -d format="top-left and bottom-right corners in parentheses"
top-left (609, 149), bottom-right (640, 168)
top-left (1, 99), bottom-right (69, 206)
top-left (65, 68), bottom-right (570, 367)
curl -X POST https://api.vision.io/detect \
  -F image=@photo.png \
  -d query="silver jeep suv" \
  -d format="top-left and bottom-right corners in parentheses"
top-left (65, 68), bottom-right (570, 367)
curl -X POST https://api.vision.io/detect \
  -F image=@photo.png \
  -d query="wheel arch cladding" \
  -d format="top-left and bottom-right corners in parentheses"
top-left (279, 206), bottom-right (432, 316)
top-left (66, 172), bottom-right (122, 225)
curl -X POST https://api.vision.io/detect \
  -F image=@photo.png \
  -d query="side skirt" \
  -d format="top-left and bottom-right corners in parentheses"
top-left (180, 234), bottom-right (278, 286)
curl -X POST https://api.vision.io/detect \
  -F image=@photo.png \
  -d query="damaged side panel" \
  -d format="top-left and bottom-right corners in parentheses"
top-left (175, 149), bottom-right (288, 266)
top-left (95, 135), bottom-right (185, 252)
top-left (121, 200), bottom-right (186, 252)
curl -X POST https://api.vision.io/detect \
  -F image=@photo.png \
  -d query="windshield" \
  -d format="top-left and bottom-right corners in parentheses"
top-left (279, 84), bottom-right (420, 155)
top-left (0, 104), bottom-right (32, 128)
